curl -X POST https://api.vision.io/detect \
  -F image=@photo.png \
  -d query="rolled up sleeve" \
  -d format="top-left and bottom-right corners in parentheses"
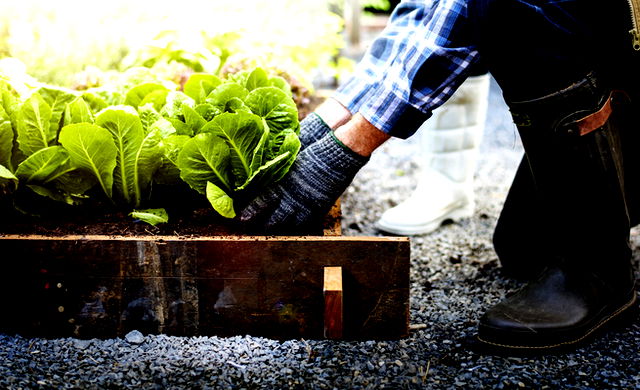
top-left (334, 0), bottom-right (480, 139)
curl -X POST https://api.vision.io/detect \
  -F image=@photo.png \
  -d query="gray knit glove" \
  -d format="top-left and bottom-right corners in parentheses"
top-left (239, 132), bottom-right (369, 233)
top-left (299, 113), bottom-right (332, 149)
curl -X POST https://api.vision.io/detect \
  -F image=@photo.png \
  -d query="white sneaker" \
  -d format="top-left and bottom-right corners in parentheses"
top-left (376, 169), bottom-right (474, 235)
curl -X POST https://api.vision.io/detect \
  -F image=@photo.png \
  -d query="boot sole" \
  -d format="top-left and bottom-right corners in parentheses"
top-left (376, 203), bottom-right (474, 235)
top-left (476, 289), bottom-right (638, 354)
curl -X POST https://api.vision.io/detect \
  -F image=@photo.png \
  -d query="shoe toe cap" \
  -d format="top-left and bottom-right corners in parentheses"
top-left (481, 299), bottom-right (588, 331)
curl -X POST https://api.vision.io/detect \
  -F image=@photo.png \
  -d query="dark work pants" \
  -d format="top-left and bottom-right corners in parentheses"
top-left (469, 0), bottom-right (633, 101)
top-left (467, 0), bottom-right (640, 275)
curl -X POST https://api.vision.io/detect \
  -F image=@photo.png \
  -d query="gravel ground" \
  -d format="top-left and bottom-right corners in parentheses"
top-left (1, 80), bottom-right (639, 389)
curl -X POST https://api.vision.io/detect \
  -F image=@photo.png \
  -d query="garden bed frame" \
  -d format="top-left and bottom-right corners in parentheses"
top-left (0, 204), bottom-right (410, 340)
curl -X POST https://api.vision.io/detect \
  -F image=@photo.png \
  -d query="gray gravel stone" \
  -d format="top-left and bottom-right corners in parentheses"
top-left (125, 330), bottom-right (145, 345)
top-left (72, 339), bottom-right (91, 350)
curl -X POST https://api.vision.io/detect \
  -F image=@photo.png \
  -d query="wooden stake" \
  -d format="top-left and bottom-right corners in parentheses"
top-left (324, 266), bottom-right (343, 339)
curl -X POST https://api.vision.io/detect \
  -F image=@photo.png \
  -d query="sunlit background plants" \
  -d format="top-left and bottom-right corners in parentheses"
top-left (0, 0), bottom-right (371, 89)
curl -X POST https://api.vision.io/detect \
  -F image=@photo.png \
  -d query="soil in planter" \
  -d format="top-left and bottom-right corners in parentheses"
top-left (0, 184), bottom-right (335, 238)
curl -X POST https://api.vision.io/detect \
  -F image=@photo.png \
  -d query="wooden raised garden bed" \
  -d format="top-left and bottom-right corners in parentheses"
top-left (0, 203), bottom-right (410, 340)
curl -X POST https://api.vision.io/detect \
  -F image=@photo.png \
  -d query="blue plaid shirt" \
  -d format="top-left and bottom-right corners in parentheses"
top-left (333, 0), bottom-right (479, 138)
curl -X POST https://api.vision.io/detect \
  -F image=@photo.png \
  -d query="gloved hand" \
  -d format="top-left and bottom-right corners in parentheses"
top-left (298, 113), bottom-right (332, 150)
top-left (239, 132), bottom-right (369, 233)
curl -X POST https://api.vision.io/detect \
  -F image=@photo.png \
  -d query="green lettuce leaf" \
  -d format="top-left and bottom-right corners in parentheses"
top-left (155, 134), bottom-right (190, 185)
top-left (16, 93), bottom-right (53, 156)
top-left (58, 123), bottom-right (117, 198)
top-left (138, 89), bottom-right (169, 112)
top-left (15, 146), bottom-right (70, 183)
top-left (267, 129), bottom-right (301, 182)
top-left (81, 91), bottom-right (109, 112)
top-left (177, 132), bottom-right (232, 194)
top-left (0, 164), bottom-right (18, 194)
top-left (237, 151), bottom-right (294, 193)
top-left (138, 104), bottom-right (163, 133)
top-left (267, 128), bottom-right (301, 160)
top-left (167, 118), bottom-right (192, 136)
top-left (249, 118), bottom-right (271, 172)
top-left (269, 75), bottom-right (293, 97)
top-left (26, 184), bottom-right (84, 206)
top-left (0, 106), bottom-right (14, 171)
top-left (96, 106), bottom-right (142, 204)
top-left (245, 68), bottom-right (270, 91)
top-left (96, 106), bottom-right (163, 207)
top-left (149, 117), bottom-right (177, 139)
top-left (0, 83), bottom-right (19, 118)
top-left (161, 91), bottom-right (195, 120)
top-left (206, 181), bottom-right (235, 218)
top-left (125, 83), bottom-right (168, 109)
top-left (133, 128), bottom-right (164, 206)
top-left (173, 68), bottom-right (302, 219)
top-left (63, 97), bottom-right (94, 126)
top-left (226, 70), bottom-right (250, 87)
top-left (160, 92), bottom-right (196, 136)
top-left (47, 168), bottom-right (97, 196)
top-left (224, 97), bottom-right (251, 114)
top-left (138, 104), bottom-right (177, 138)
top-left (200, 112), bottom-right (265, 187)
top-left (227, 69), bottom-right (291, 95)
top-left (182, 105), bottom-right (207, 135)
top-left (244, 86), bottom-right (299, 135)
top-left (38, 86), bottom-right (78, 134)
top-left (130, 208), bottom-right (169, 226)
top-left (205, 83), bottom-right (249, 112)
top-left (194, 103), bottom-right (221, 122)
top-left (184, 73), bottom-right (222, 104)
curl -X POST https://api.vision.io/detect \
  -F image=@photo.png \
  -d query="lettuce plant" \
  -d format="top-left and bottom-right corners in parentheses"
top-left (0, 83), bottom-right (97, 207)
top-left (0, 67), bottom-right (301, 223)
top-left (174, 68), bottom-right (300, 218)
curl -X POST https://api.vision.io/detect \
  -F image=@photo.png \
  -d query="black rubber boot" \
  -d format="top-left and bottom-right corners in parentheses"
top-left (492, 156), bottom-right (549, 280)
top-left (478, 74), bottom-right (637, 352)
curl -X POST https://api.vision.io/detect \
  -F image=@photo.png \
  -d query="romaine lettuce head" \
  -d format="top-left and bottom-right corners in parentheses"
top-left (175, 67), bottom-right (301, 218)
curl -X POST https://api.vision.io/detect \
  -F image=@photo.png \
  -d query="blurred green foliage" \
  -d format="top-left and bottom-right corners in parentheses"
top-left (362, 0), bottom-right (392, 12)
top-left (0, 0), bottom-right (349, 88)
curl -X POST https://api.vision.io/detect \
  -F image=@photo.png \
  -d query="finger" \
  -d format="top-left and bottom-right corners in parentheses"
top-left (265, 196), bottom-right (316, 234)
top-left (238, 189), bottom-right (281, 224)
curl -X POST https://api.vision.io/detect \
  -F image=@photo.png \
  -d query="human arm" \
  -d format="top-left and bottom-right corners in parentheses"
top-left (240, 0), bottom-right (480, 232)
top-left (299, 1), bottom-right (451, 147)
top-left (302, 0), bottom-right (481, 147)
top-left (333, 113), bottom-right (390, 157)
top-left (336, 0), bottom-right (481, 138)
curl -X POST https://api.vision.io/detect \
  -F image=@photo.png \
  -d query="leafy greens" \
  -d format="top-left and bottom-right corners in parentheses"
top-left (0, 67), bottom-right (301, 224)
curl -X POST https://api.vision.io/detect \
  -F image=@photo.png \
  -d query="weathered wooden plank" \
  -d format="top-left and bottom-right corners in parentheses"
top-left (0, 235), bottom-right (410, 340)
